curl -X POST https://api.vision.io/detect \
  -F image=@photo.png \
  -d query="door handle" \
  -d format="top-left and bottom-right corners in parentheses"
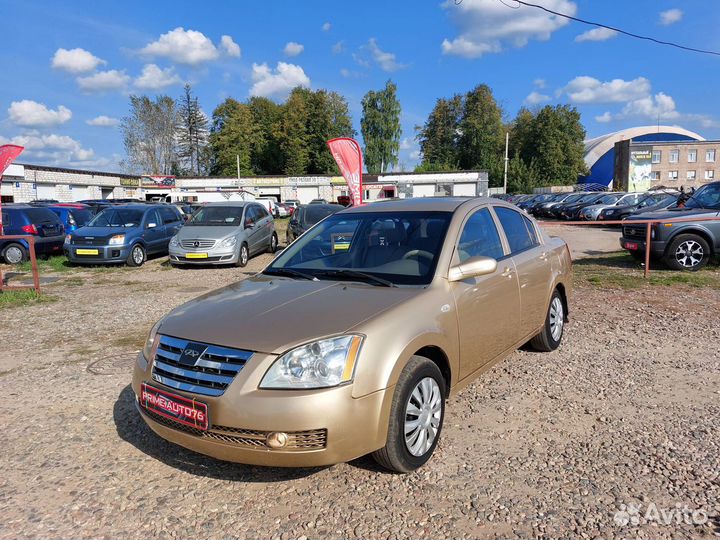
top-left (500, 267), bottom-right (513, 278)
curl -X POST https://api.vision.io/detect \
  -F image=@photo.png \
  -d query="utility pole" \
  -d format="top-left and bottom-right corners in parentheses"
top-left (236, 154), bottom-right (240, 182)
top-left (503, 132), bottom-right (509, 194)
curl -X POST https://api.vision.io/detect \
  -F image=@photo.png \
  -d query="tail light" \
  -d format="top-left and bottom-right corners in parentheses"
top-left (22, 224), bottom-right (38, 235)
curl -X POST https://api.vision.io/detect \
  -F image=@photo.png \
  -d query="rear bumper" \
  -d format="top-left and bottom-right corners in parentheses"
top-left (31, 235), bottom-right (66, 256)
top-left (64, 244), bottom-right (131, 263)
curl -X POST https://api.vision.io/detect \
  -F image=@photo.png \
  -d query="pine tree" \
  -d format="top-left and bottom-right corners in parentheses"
top-left (176, 83), bottom-right (209, 175)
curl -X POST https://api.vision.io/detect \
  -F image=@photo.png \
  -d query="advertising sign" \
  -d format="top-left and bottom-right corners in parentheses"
top-left (0, 144), bottom-right (24, 234)
top-left (327, 138), bottom-right (363, 206)
top-left (629, 150), bottom-right (652, 192)
top-left (120, 178), bottom-right (140, 187)
top-left (141, 175), bottom-right (176, 189)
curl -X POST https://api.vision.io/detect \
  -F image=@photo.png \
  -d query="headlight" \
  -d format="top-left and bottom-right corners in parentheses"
top-left (109, 234), bottom-right (126, 245)
top-left (221, 236), bottom-right (237, 247)
top-left (64, 234), bottom-right (71, 244)
top-left (140, 320), bottom-right (162, 368)
top-left (260, 335), bottom-right (363, 389)
top-left (169, 235), bottom-right (179, 247)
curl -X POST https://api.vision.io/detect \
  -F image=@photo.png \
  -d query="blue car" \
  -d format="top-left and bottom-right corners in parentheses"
top-left (0, 204), bottom-right (66, 264)
top-left (65, 204), bottom-right (183, 266)
top-left (46, 204), bottom-right (94, 233)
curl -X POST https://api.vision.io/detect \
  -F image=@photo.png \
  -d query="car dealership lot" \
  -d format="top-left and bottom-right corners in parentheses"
top-left (1, 232), bottom-right (719, 539)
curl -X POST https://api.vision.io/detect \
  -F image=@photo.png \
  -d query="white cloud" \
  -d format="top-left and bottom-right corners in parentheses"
top-left (140, 27), bottom-right (219, 65)
top-left (594, 90), bottom-right (719, 128)
top-left (76, 70), bottom-right (130, 92)
top-left (332, 41), bottom-right (345, 54)
top-left (410, 150), bottom-right (421, 160)
top-left (365, 38), bottom-right (405, 72)
top-left (51, 47), bottom-right (106, 74)
top-left (561, 76), bottom-right (651, 103)
top-left (441, 0), bottom-right (577, 58)
top-left (659, 8), bottom-right (683, 26)
top-left (322, 22), bottom-right (331, 31)
top-left (524, 91), bottom-right (550, 106)
top-left (283, 42), bottom-right (304, 57)
top-left (134, 64), bottom-right (182, 89)
top-left (86, 115), bottom-right (120, 127)
top-left (595, 111), bottom-right (613, 123)
top-left (8, 100), bottom-right (72, 127)
top-left (400, 138), bottom-right (414, 150)
top-left (575, 27), bottom-right (618, 42)
top-left (249, 62), bottom-right (310, 99)
top-left (533, 78), bottom-right (546, 89)
top-left (340, 68), bottom-right (362, 78)
top-left (0, 133), bottom-right (96, 164)
top-left (220, 35), bottom-right (241, 57)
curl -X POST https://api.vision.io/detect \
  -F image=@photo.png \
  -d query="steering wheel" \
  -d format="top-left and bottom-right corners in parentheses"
top-left (402, 249), bottom-right (434, 262)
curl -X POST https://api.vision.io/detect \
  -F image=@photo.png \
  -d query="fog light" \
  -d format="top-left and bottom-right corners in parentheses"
top-left (266, 432), bottom-right (288, 449)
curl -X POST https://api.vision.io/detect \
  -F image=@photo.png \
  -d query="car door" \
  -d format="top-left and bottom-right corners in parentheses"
top-left (143, 209), bottom-right (165, 254)
top-left (243, 205), bottom-right (262, 254)
top-left (254, 204), bottom-right (272, 247)
top-left (450, 206), bottom-right (522, 380)
top-left (493, 206), bottom-right (553, 339)
top-left (160, 206), bottom-right (182, 249)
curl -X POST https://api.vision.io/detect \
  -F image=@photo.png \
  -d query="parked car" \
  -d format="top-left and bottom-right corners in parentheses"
top-left (76, 200), bottom-right (113, 215)
top-left (283, 199), bottom-right (300, 209)
top-left (309, 198), bottom-right (329, 204)
top-left (277, 202), bottom-right (294, 216)
top-left (620, 181), bottom-right (720, 270)
top-left (65, 204), bottom-right (182, 266)
top-left (518, 193), bottom-right (556, 214)
top-left (0, 205), bottom-right (65, 263)
top-left (336, 195), bottom-right (352, 207)
top-left (255, 198), bottom-right (277, 217)
top-left (579, 192), bottom-right (641, 221)
top-left (46, 204), bottom-right (94, 233)
top-left (273, 202), bottom-right (290, 218)
top-left (168, 201), bottom-right (277, 267)
top-left (132, 197), bottom-right (572, 472)
top-left (534, 192), bottom-right (586, 219)
top-left (597, 192), bottom-right (678, 223)
top-left (553, 192), bottom-right (605, 220)
top-left (285, 203), bottom-right (344, 243)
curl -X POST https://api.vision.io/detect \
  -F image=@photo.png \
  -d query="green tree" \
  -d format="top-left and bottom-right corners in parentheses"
top-left (277, 88), bottom-right (311, 175)
top-left (246, 96), bottom-right (282, 174)
top-left (121, 95), bottom-right (178, 174)
top-left (305, 90), bottom-right (355, 174)
top-left (457, 84), bottom-right (505, 186)
top-left (361, 80), bottom-right (402, 173)
top-left (417, 95), bottom-right (463, 171)
top-left (209, 98), bottom-right (256, 176)
top-left (176, 83), bottom-right (210, 175)
top-left (508, 106), bottom-right (535, 162)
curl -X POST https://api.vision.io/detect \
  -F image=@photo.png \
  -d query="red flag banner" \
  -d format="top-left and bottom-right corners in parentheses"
top-left (327, 137), bottom-right (363, 206)
top-left (0, 144), bottom-right (24, 234)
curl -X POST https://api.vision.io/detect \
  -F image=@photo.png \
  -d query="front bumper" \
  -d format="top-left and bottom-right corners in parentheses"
top-left (169, 245), bottom-right (238, 265)
top-left (64, 243), bottom-right (131, 263)
top-left (620, 237), bottom-right (667, 255)
top-left (132, 352), bottom-right (394, 467)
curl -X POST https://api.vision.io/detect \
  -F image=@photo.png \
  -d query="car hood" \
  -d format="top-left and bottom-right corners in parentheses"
top-left (626, 208), bottom-right (717, 221)
top-left (157, 275), bottom-right (421, 354)
top-left (582, 204), bottom-right (608, 212)
top-left (176, 225), bottom-right (240, 239)
top-left (73, 226), bottom-right (131, 237)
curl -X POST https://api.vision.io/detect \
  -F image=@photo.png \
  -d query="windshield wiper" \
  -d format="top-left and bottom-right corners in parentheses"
top-left (263, 268), bottom-right (316, 281)
top-left (314, 269), bottom-right (397, 287)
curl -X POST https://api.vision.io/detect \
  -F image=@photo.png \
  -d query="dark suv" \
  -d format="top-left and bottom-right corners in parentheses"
top-left (620, 182), bottom-right (720, 270)
top-left (0, 205), bottom-right (66, 263)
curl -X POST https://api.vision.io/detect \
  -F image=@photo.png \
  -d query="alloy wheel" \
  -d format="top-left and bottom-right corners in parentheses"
top-left (241, 246), bottom-right (249, 265)
top-left (549, 296), bottom-right (564, 341)
top-left (675, 240), bottom-right (703, 268)
top-left (132, 246), bottom-right (144, 265)
top-left (404, 377), bottom-right (442, 457)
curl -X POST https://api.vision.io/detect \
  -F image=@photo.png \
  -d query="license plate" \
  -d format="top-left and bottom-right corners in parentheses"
top-left (140, 383), bottom-right (208, 430)
top-left (185, 253), bottom-right (208, 259)
top-left (624, 242), bottom-right (639, 250)
top-left (76, 248), bottom-right (99, 255)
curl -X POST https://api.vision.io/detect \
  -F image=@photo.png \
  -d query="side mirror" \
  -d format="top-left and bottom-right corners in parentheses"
top-left (147, 222), bottom-right (157, 229)
top-left (448, 256), bottom-right (498, 282)
top-left (245, 222), bottom-right (254, 230)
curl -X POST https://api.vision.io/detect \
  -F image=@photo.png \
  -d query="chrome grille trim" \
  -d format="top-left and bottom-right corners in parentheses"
top-left (151, 335), bottom-right (253, 397)
top-left (180, 239), bottom-right (216, 249)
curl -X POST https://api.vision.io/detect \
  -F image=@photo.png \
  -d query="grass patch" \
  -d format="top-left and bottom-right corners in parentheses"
top-left (574, 251), bottom-right (720, 289)
top-left (0, 290), bottom-right (56, 309)
top-left (62, 277), bottom-right (85, 287)
top-left (17, 255), bottom-right (75, 273)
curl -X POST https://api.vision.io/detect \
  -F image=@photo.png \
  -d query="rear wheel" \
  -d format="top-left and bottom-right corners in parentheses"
top-left (2, 243), bottom-right (28, 264)
top-left (529, 290), bottom-right (565, 352)
top-left (372, 356), bottom-right (445, 473)
top-left (664, 234), bottom-right (710, 271)
top-left (126, 244), bottom-right (146, 267)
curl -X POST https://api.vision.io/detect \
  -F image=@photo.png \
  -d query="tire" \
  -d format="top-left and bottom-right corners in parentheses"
top-left (664, 234), bottom-right (711, 271)
top-left (268, 233), bottom-right (278, 254)
top-left (235, 243), bottom-right (249, 267)
top-left (529, 289), bottom-right (565, 352)
top-left (372, 356), bottom-right (446, 473)
top-left (126, 244), bottom-right (146, 267)
top-left (2, 243), bottom-right (28, 264)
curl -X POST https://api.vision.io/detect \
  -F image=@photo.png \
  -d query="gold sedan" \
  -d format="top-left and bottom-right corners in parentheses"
top-left (133, 197), bottom-right (572, 472)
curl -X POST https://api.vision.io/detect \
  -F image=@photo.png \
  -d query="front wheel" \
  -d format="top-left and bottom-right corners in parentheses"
top-left (529, 289), bottom-right (565, 352)
top-left (235, 243), bottom-right (249, 267)
top-left (664, 234), bottom-right (710, 271)
top-left (2, 243), bottom-right (28, 264)
top-left (372, 356), bottom-right (445, 473)
top-left (126, 244), bottom-right (146, 267)
top-left (268, 233), bottom-right (278, 254)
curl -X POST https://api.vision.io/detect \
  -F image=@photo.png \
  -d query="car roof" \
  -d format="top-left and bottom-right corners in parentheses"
top-left (199, 201), bottom-right (252, 207)
top-left (299, 203), bottom-right (344, 210)
top-left (341, 196), bottom-right (499, 214)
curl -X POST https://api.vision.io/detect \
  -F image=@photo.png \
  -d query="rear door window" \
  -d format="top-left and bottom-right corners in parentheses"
top-left (256, 205), bottom-right (269, 219)
top-left (456, 208), bottom-right (505, 262)
top-left (494, 207), bottom-right (539, 254)
top-left (159, 206), bottom-right (179, 224)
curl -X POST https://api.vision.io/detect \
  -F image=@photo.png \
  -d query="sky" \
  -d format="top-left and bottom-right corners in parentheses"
top-left (1, 0), bottom-right (719, 173)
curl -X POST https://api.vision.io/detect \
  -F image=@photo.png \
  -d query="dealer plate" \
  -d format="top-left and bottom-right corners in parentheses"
top-left (624, 242), bottom-right (639, 250)
top-left (139, 383), bottom-right (208, 430)
top-left (76, 248), bottom-right (99, 255)
top-left (185, 253), bottom-right (208, 259)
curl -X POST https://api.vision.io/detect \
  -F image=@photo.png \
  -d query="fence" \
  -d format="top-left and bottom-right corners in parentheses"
top-left (539, 215), bottom-right (720, 278)
top-left (0, 235), bottom-right (41, 293)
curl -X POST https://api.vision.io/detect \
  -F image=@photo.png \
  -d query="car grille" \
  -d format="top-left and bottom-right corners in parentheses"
top-left (73, 236), bottom-right (110, 246)
top-left (623, 224), bottom-right (648, 240)
top-left (141, 407), bottom-right (327, 450)
top-left (151, 335), bottom-right (252, 397)
top-left (180, 239), bottom-right (216, 249)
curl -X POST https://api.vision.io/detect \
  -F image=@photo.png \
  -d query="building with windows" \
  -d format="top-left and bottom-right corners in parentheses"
top-left (613, 139), bottom-right (719, 191)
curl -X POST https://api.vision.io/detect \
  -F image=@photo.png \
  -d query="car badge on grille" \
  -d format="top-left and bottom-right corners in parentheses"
top-left (193, 241), bottom-right (200, 248)
top-left (178, 342), bottom-right (208, 366)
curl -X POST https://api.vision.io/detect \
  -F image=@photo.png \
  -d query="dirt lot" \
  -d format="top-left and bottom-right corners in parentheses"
top-left (1, 228), bottom-right (719, 539)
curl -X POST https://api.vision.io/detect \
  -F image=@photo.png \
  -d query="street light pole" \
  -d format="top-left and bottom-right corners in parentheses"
top-left (503, 132), bottom-right (509, 194)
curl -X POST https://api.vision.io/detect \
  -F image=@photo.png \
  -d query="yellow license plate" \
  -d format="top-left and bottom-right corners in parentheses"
top-left (76, 249), bottom-right (99, 255)
top-left (185, 253), bottom-right (208, 259)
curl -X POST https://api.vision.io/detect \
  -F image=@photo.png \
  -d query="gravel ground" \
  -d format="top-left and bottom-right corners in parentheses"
top-left (1, 241), bottom-right (719, 539)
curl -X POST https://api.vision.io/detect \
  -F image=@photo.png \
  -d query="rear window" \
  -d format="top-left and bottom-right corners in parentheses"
top-left (25, 208), bottom-right (60, 223)
top-left (70, 209), bottom-right (93, 226)
top-left (303, 205), bottom-right (343, 226)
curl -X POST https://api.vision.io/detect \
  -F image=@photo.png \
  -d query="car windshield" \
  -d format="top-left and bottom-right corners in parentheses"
top-left (597, 194), bottom-right (621, 204)
top-left (535, 194), bottom-right (553, 202)
top-left (266, 211), bottom-right (452, 286)
top-left (88, 208), bottom-right (144, 227)
top-left (685, 183), bottom-right (720, 209)
top-left (187, 206), bottom-right (244, 226)
top-left (302, 205), bottom-right (343, 226)
top-left (563, 193), bottom-right (584, 203)
top-left (577, 193), bottom-right (602, 203)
